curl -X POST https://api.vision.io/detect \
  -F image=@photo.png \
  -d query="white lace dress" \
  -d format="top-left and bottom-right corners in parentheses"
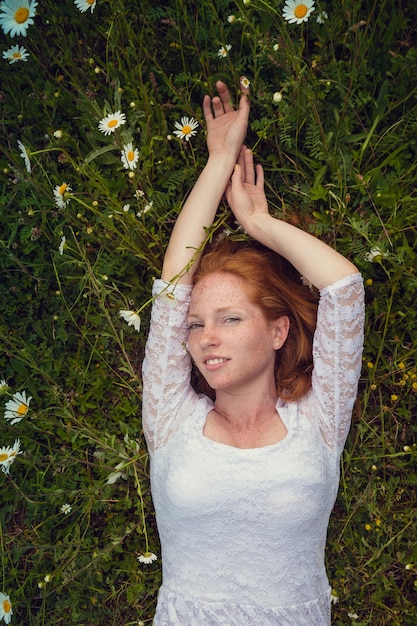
top-left (142, 273), bottom-right (364, 626)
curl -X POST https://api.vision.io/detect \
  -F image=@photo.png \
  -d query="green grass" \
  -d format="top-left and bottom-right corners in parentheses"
top-left (0, 0), bottom-right (416, 623)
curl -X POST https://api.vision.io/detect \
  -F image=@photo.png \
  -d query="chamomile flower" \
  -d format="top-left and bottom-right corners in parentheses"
top-left (60, 503), bottom-right (72, 514)
top-left (0, 592), bottom-right (12, 624)
top-left (0, 439), bottom-right (22, 475)
top-left (365, 246), bottom-right (389, 262)
top-left (59, 235), bottom-right (66, 255)
top-left (119, 310), bottom-right (141, 332)
top-left (4, 390), bottom-right (32, 424)
top-left (173, 116), bottom-right (199, 142)
top-left (3, 43), bottom-right (29, 63)
top-left (282, 0), bottom-right (315, 24)
top-left (316, 10), bottom-right (328, 24)
top-left (53, 182), bottom-right (72, 209)
top-left (217, 44), bottom-right (232, 58)
top-left (98, 110), bottom-right (126, 135)
top-left (17, 139), bottom-right (31, 173)
top-left (137, 551), bottom-right (157, 564)
top-left (121, 142), bottom-right (139, 170)
top-left (0, 0), bottom-right (37, 37)
top-left (240, 77), bottom-right (250, 89)
top-left (74, 0), bottom-right (96, 13)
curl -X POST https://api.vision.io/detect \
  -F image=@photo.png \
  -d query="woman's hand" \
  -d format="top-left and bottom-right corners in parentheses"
top-left (203, 79), bottom-right (250, 159)
top-left (225, 147), bottom-right (269, 231)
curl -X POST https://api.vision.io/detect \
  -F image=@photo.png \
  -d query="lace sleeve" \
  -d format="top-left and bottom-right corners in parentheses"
top-left (309, 273), bottom-right (365, 451)
top-left (142, 279), bottom-right (195, 453)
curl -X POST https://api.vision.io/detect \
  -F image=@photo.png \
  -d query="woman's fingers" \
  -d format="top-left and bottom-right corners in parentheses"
top-left (202, 94), bottom-right (214, 122)
top-left (243, 149), bottom-right (255, 185)
top-left (215, 80), bottom-right (234, 113)
top-left (255, 163), bottom-right (264, 189)
top-left (204, 79), bottom-right (250, 120)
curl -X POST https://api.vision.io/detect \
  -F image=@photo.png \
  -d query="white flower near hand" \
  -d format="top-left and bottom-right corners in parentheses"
top-left (119, 310), bottom-right (141, 332)
top-left (173, 116), bottom-right (199, 142)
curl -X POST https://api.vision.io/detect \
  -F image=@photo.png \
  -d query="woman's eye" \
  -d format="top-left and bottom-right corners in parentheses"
top-left (188, 322), bottom-right (203, 330)
top-left (225, 317), bottom-right (240, 323)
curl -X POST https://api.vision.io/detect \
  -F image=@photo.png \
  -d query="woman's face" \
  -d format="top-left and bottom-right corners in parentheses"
top-left (187, 272), bottom-right (288, 396)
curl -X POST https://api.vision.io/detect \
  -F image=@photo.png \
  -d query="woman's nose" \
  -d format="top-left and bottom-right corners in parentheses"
top-left (200, 324), bottom-right (219, 346)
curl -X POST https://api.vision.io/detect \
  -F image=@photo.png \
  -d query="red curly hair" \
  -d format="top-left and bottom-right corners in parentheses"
top-left (191, 238), bottom-right (319, 402)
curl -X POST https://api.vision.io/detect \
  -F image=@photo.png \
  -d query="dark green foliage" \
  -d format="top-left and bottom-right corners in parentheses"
top-left (0, 0), bottom-right (416, 623)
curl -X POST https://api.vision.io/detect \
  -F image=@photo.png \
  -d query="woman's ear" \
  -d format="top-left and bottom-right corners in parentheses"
top-left (272, 316), bottom-right (290, 350)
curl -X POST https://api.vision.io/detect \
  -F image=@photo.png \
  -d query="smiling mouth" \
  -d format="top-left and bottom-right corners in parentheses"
top-left (205, 358), bottom-right (228, 365)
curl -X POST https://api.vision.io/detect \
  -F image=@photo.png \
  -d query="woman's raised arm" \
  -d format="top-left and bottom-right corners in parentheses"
top-left (225, 148), bottom-right (358, 290)
top-left (161, 80), bottom-right (250, 284)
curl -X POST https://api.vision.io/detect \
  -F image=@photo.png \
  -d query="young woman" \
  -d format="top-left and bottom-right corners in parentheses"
top-left (142, 80), bottom-right (365, 625)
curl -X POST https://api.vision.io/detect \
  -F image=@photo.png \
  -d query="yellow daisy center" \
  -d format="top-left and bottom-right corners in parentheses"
top-left (127, 150), bottom-right (135, 161)
top-left (17, 402), bottom-right (28, 415)
top-left (0, 453), bottom-right (9, 461)
top-left (294, 4), bottom-right (308, 18)
top-left (13, 53), bottom-right (22, 59)
top-left (87, 0), bottom-right (95, 3)
top-left (3, 599), bottom-right (11, 613)
top-left (15, 7), bottom-right (29, 23)
top-left (108, 119), bottom-right (118, 128)
top-left (182, 125), bottom-right (192, 135)
top-left (59, 183), bottom-right (68, 196)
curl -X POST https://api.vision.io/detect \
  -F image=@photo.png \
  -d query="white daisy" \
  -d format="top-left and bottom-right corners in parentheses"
top-left (3, 43), bottom-right (29, 63)
top-left (0, 0), bottom-right (37, 37)
top-left (137, 551), bottom-right (157, 564)
top-left (59, 235), bottom-right (66, 255)
top-left (53, 182), bottom-right (72, 209)
top-left (98, 110), bottom-right (126, 135)
top-left (119, 310), bottom-right (141, 332)
top-left (330, 590), bottom-right (339, 604)
top-left (217, 44), bottom-right (232, 58)
top-left (365, 246), bottom-right (389, 262)
top-left (240, 77), bottom-right (250, 89)
top-left (74, 0), bottom-right (96, 13)
top-left (4, 390), bottom-right (32, 424)
top-left (60, 503), bottom-right (72, 514)
top-left (282, 0), bottom-right (315, 24)
top-left (121, 142), bottom-right (139, 170)
top-left (0, 439), bottom-right (22, 475)
top-left (17, 139), bottom-right (31, 173)
top-left (0, 592), bottom-right (12, 624)
top-left (316, 10), bottom-right (328, 24)
top-left (122, 203), bottom-right (130, 212)
top-left (173, 116), bottom-right (199, 142)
